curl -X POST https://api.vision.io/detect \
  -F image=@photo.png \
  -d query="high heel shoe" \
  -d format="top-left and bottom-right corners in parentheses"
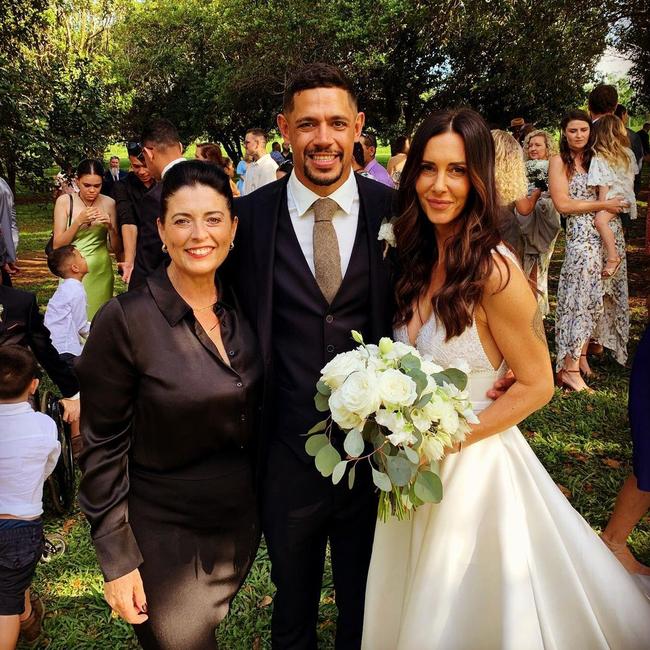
top-left (602, 258), bottom-right (622, 278)
top-left (556, 369), bottom-right (594, 394)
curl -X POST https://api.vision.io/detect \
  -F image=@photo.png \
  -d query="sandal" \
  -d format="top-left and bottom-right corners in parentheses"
top-left (556, 369), bottom-right (594, 394)
top-left (602, 258), bottom-right (622, 278)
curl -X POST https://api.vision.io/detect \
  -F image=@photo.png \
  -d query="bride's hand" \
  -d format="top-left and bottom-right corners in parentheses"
top-left (486, 369), bottom-right (515, 400)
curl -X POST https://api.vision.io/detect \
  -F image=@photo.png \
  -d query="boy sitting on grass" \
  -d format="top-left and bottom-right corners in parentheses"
top-left (44, 245), bottom-right (89, 459)
top-left (0, 346), bottom-right (60, 649)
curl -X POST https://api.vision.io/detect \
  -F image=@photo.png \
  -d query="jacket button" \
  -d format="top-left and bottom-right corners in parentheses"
top-left (236, 382), bottom-right (243, 388)
top-left (325, 314), bottom-right (334, 323)
top-left (326, 344), bottom-right (335, 353)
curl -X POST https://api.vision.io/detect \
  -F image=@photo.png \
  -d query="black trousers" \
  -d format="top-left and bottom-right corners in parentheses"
top-left (262, 441), bottom-right (378, 650)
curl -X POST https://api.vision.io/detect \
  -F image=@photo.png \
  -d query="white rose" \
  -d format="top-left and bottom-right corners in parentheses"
top-left (376, 409), bottom-right (417, 446)
top-left (338, 369), bottom-right (381, 419)
top-left (422, 392), bottom-right (452, 422)
top-left (378, 221), bottom-right (396, 248)
top-left (421, 358), bottom-right (443, 375)
top-left (378, 369), bottom-right (418, 407)
top-left (383, 340), bottom-right (420, 362)
top-left (410, 408), bottom-right (433, 433)
top-left (321, 351), bottom-right (365, 389)
top-left (329, 390), bottom-right (364, 430)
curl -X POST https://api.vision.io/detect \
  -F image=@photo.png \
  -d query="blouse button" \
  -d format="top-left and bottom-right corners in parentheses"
top-left (236, 382), bottom-right (243, 388)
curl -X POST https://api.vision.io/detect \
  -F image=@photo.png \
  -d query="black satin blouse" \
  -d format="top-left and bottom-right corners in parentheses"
top-left (77, 264), bottom-right (262, 580)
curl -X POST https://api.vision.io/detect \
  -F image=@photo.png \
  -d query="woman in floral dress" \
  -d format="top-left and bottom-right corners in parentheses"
top-left (549, 110), bottom-right (631, 392)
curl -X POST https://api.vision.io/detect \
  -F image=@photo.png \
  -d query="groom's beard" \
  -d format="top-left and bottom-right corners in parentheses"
top-left (302, 148), bottom-right (345, 187)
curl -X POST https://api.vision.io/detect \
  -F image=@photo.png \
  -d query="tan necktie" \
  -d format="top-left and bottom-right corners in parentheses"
top-left (312, 198), bottom-right (342, 303)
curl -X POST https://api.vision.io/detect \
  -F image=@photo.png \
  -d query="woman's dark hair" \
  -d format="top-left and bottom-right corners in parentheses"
top-left (161, 160), bottom-right (234, 221)
top-left (390, 135), bottom-right (410, 156)
top-left (76, 158), bottom-right (104, 179)
top-left (0, 345), bottom-right (39, 400)
top-left (197, 143), bottom-right (225, 167)
top-left (352, 142), bottom-right (365, 168)
top-left (559, 109), bottom-right (594, 178)
top-left (394, 108), bottom-right (506, 340)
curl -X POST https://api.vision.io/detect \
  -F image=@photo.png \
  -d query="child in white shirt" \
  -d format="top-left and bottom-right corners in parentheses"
top-left (0, 346), bottom-right (60, 648)
top-left (588, 114), bottom-right (638, 278)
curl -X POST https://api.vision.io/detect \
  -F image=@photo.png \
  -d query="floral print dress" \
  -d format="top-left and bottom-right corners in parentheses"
top-left (554, 171), bottom-right (629, 369)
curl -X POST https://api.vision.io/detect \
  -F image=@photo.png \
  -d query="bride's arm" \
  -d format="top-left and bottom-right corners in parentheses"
top-left (462, 256), bottom-right (554, 448)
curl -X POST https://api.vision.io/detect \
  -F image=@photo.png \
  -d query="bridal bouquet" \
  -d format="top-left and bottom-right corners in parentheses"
top-left (525, 159), bottom-right (549, 192)
top-left (305, 331), bottom-right (479, 521)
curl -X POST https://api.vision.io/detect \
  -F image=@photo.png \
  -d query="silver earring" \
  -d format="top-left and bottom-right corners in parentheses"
top-left (229, 242), bottom-right (234, 251)
top-left (162, 243), bottom-right (168, 253)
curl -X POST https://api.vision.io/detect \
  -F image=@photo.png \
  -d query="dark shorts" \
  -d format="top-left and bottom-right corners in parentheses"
top-left (0, 519), bottom-right (43, 615)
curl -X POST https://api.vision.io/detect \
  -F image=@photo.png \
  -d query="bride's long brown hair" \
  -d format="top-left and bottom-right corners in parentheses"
top-left (393, 108), bottom-right (506, 340)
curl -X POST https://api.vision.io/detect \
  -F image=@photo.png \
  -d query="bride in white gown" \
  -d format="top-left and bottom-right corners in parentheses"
top-left (362, 109), bottom-right (650, 650)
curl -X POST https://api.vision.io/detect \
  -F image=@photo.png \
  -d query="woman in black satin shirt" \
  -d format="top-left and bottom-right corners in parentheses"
top-left (77, 161), bottom-right (261, 649)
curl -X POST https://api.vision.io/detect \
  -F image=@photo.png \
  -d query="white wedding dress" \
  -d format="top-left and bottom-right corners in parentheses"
top-left (362, 252), bottom-right (650, 650)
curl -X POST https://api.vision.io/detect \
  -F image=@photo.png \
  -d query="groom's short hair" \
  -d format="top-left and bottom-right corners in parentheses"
top-left (588, 84), bottom-right (618, 116)
top-left (283, 63), bottom-right (357, 113)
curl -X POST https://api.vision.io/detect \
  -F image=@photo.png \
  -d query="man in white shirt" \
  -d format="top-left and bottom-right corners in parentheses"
top-left (241, 128), bottom-right (278, 195)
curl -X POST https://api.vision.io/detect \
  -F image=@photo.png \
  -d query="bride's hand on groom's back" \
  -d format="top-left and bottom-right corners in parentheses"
top-left (486, 369), bottom-right (516, 400)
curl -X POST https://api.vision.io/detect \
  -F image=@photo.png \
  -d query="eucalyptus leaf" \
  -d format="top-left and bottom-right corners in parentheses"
top-left (400, 353), bottom-right (421, 371)
top-left (348, 463), bottom-right (356, 489)
top-left (371, 467), bottom-right (392, 492)
top-left (403, 445), bottom-right (420, 465)
top-left (315, 443), bottom-right (341, 477)
top-left (343, 428), bottom-right (365, 458)
top-left (315, 391), bottom-right (330, 412)
top-left (307, 419), bottom-right (327, 435)
top-left (441, 368), bottom-right (468, 391)
top-left (332, 460), bottom-right (348, 485)
top-left (316, 380), bottom-right (331, 396)
top-left (414, 470), bottom-right (443, 503)
top-left (385, 454), bottom-right (413, 487)
top-left (305, 433), bottom-right (329, 457)
top-left (407, 368), bottom-right (428, 395)
top-left (415, 392), bottom-right (432, 409)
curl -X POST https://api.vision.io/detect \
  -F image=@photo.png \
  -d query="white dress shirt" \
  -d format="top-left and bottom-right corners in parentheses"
top-left (287, 169), bottom-right (359, 278)
top-left (161, 157), bottom-right (187, 179)
top-left (0, 402), bottom-right (60, 518)
top-left (243, 153), bottom-right (278, 195)
top-left (44, 278), bottom-right (90, 356)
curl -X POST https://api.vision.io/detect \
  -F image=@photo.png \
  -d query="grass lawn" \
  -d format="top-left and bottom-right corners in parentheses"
top-left (11, 181), bottom-right (650, 649)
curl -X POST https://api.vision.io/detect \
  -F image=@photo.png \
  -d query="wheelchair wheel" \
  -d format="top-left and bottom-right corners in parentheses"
top-left (41, 534), bottom-right (66, 563)
top-left (40, 391), bottom-right (76, 514)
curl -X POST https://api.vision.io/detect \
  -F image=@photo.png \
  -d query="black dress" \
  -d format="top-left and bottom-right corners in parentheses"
top-left (77, 265), bottom-right (262, 650)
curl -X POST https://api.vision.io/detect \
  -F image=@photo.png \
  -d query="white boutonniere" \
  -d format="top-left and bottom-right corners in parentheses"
top-left (377, 218), bottom-right (397, 258)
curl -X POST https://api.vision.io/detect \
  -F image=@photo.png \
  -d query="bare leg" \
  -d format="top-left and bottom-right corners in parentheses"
top-left (594, 211), bottom-right (621, 276)
top-left (602, 475), bottom-right (650, 575)
top-left (0, 615), bottom-right (20, 650)
top-left (558, 342), bottom-right (592, 392)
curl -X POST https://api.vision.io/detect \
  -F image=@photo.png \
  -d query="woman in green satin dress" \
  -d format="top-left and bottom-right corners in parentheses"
top-left (52, 159), bottom-right (122, 319)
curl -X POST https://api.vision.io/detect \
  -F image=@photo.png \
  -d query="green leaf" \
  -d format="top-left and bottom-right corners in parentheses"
top-left (400, 353), bottom-right (421, 371)
top-left (348, 463), bottom-right (356, 489)
top-left (343, 428), bottom-right (365, 457)
top-left (315, 443), bottom-right (341, 478)
top-left (403, 445), bottom-right (420, 464)
top-left (385, 454), bottom-right (413, 487)
top-left (315, 391), bottom-right (330, 412)
top-left (351, 330), bottom-right (364, 344)
top-left (332, 460), bottom-right (348, 485)
top-left (316, 380), bottom-right (331, 396)
top-left (307, 419), bottom-right (327, 435)
top-left (440, 368), bottom-right (468, 391)
top-left (406, 367), bottom-right (428, 395)
top-left (409, 482), bottom-right (424, 508)
top-left (415, 392), bottom-right (432, 408)
top-left (305, 433), bottom-right (328, 457)
top-left (371, 467), bottom-right (392, 492)
top-left (414, 470), bottom-right (443, 503)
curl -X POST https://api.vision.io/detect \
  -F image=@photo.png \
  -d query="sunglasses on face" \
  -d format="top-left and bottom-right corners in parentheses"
top-left (126, 141), bottom-right (145, 161)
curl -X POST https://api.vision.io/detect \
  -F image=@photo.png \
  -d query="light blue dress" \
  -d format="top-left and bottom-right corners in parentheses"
top-left (236, 160), bottom-right (247, 195)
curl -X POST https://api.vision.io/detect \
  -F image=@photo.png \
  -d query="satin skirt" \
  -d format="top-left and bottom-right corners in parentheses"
top-left (362, 385), bottom-right (650, 649)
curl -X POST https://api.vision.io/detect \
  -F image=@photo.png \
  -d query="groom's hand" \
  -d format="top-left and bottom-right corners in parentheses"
top-left (104, 568), bottom-right (149, 624)
top-left (486, 369), bottom-right (515, 400)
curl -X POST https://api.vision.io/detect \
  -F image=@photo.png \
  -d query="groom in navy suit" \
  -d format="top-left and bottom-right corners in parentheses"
top-left (231, 64), bottom-right (394, 649)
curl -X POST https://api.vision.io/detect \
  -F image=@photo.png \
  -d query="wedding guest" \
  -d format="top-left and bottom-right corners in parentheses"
top-left (519, 129), bottom-right (561, 314)
top-left (114, 142), bottom-right (157, 285)
top-left (235, 155), bottom-right (249, 195)
top-left (588, 84), bottom-right (618, 124)
top-left (281, 142), bottom-right (293, 162)
top-left (615, 104), bottom-right (644, 195)
top-left (0, 176), bottom-right (18, 286)
top-left (52, 159), bottom-right (121, 319)
top-left (78, 161), bottom-right (261, 649)
top-left (270, 141), bottom-right (285, 165)
top-left (550, 110), bottom-right (629, 391)
top-left (131, 118), bottom-right (185, 290)
top-left (601, 325), bottom-right (650, 575)
top-left (275, 160), bottom-right (293, 180)
top-left (352, 142), bottom-right (375, 179)
top-left (588, 114), bottom-right (637, 278)
top-left (241, 128), bottom-right (277, 195)
top-left (491, 129), bottom-right (538, 260)
top-left (386, 135), bottom-right (410, 187)
top-left (637, 122), bottom-right (650, 157)
top-left (195, 143), bottom-right (240, 198)
top-left (509, 116), bottom-right (525, 143)
top-left (360, 131), bottom-right (394, 187)
top-left (102, 156), bottom-right (127, 199)
top-left (0, 346), bottom-right (60, 649)
top-left (362, 107), bottom-right (650, 650)
top-left (222, 158), bottom-right (240, 197)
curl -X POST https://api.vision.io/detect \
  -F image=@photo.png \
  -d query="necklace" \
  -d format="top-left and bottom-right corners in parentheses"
top-left (192, 302), bottom-right (217, 313)
top-left (79, 195), bottom-right (97, 208)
